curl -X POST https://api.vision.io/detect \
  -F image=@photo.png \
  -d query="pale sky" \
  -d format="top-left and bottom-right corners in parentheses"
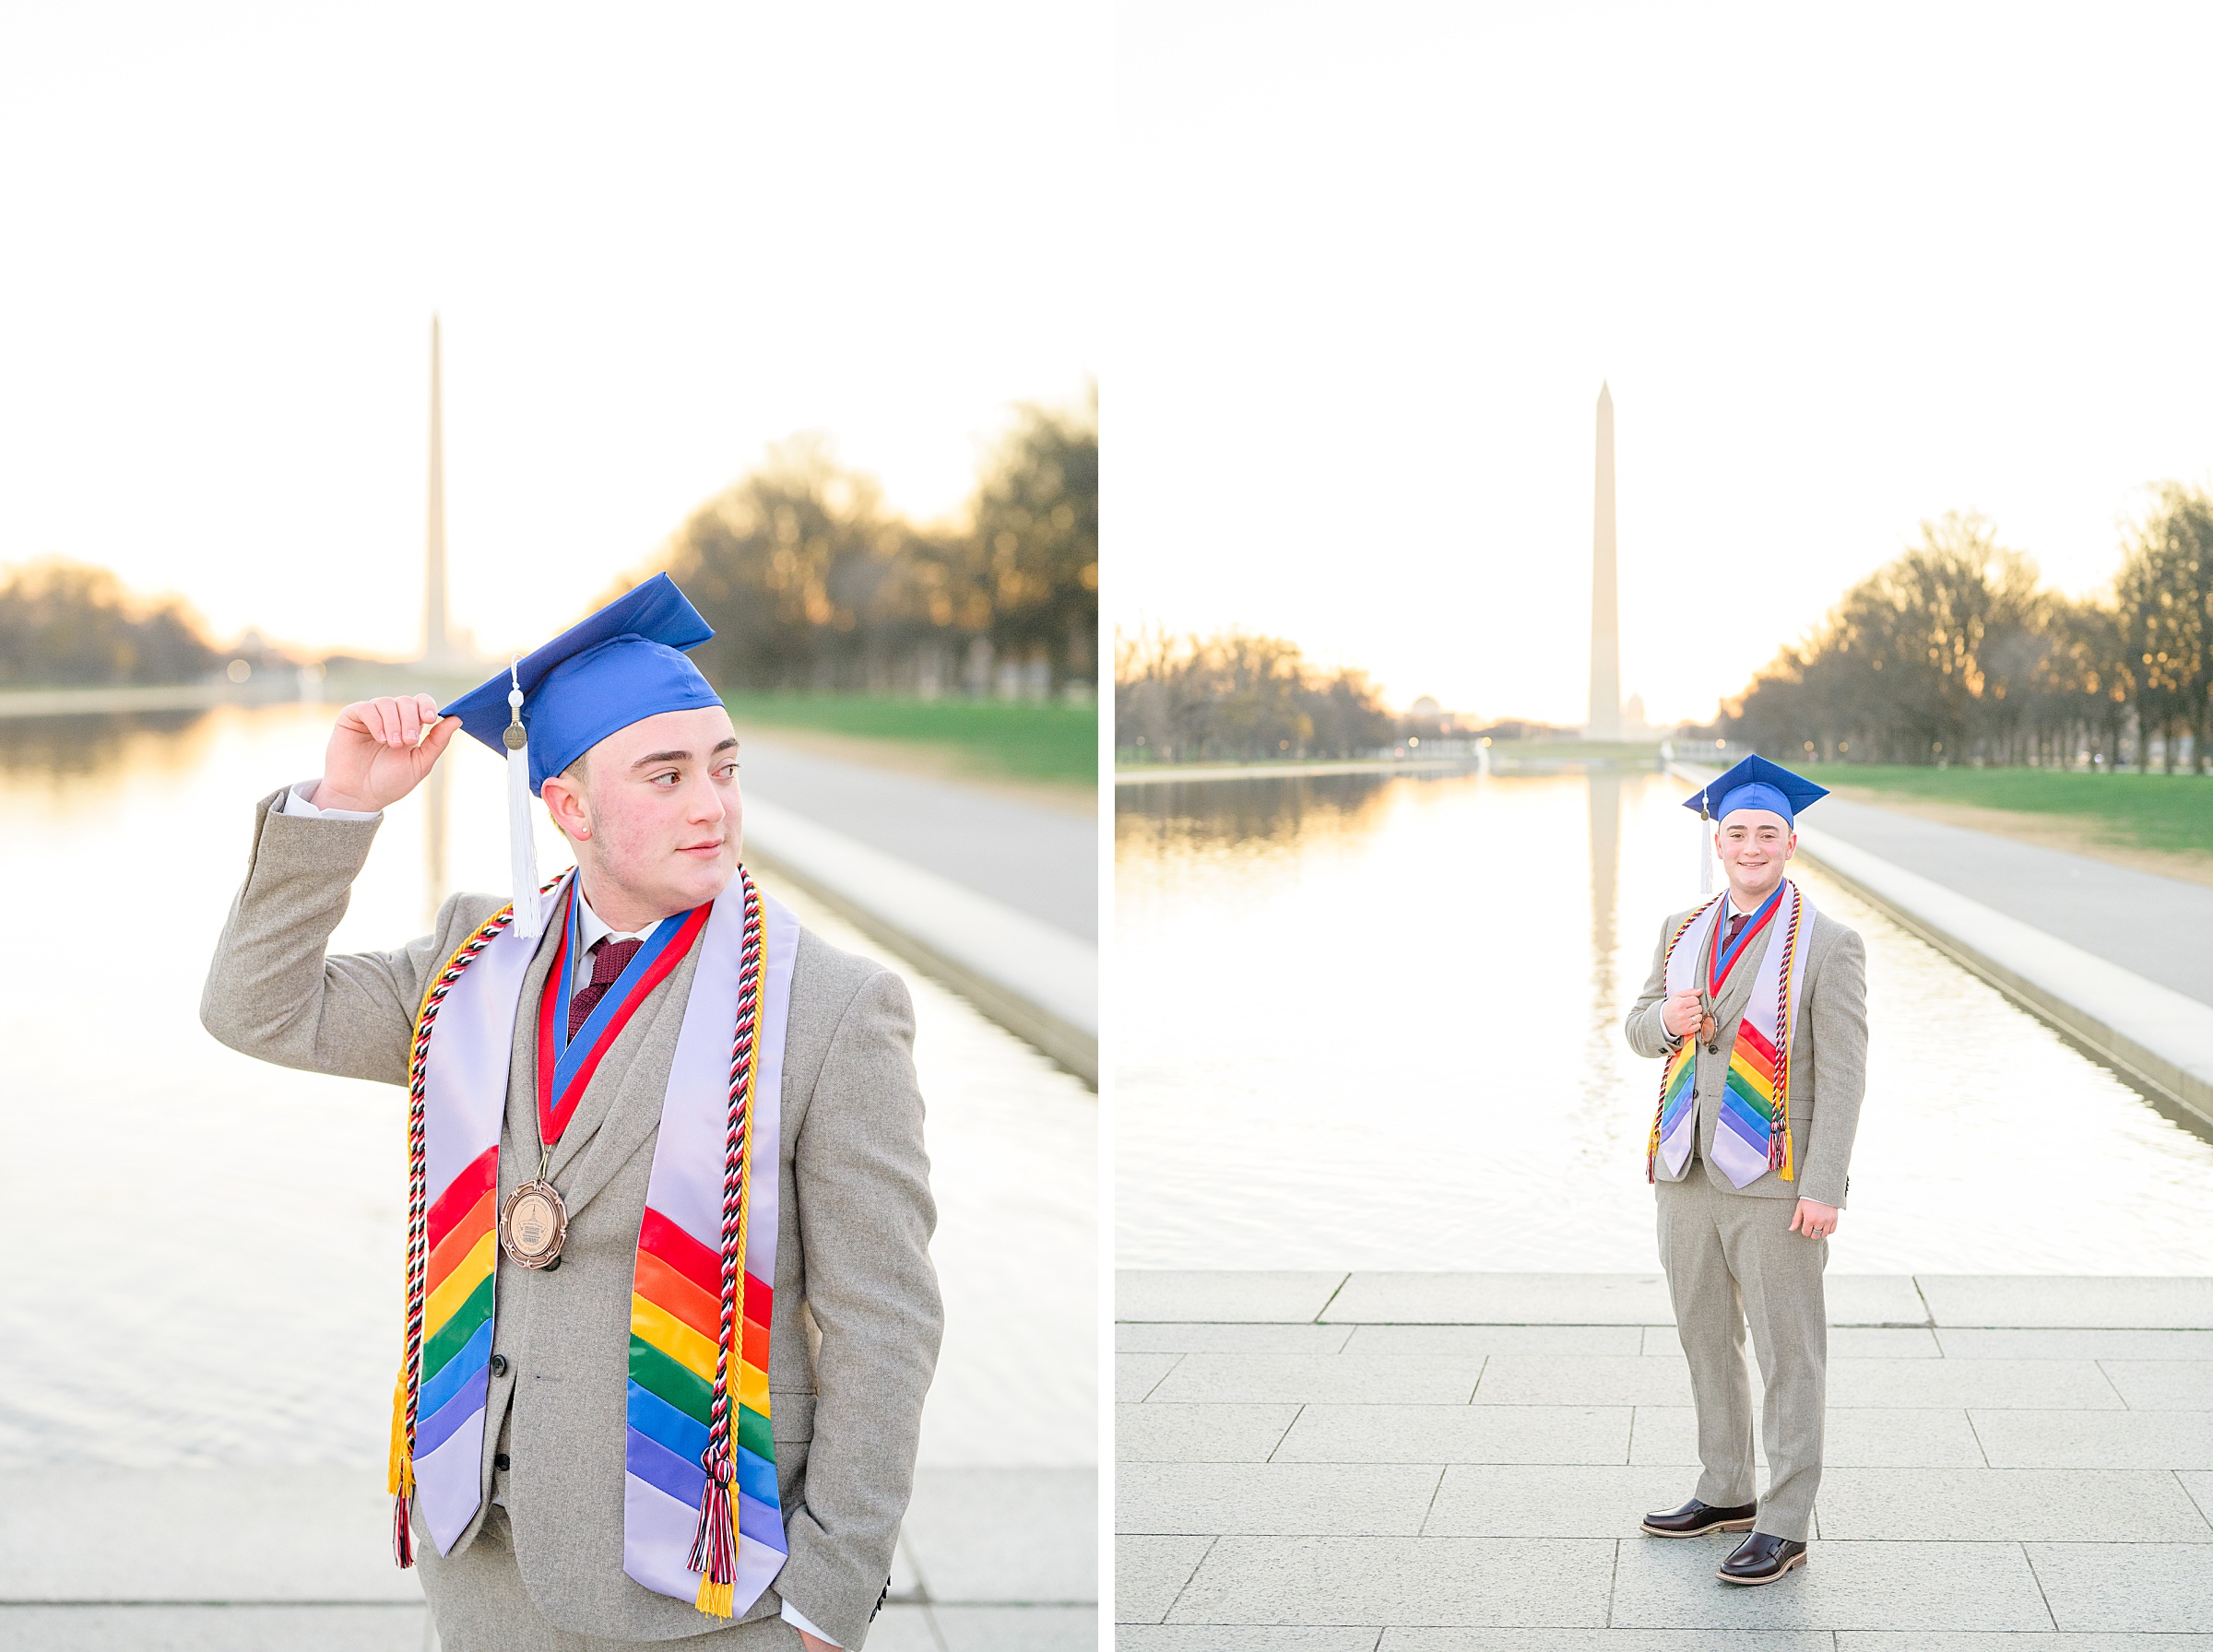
top-left (1112, 3), bottom-right (2213, 726)
top-left (0, 4), bottom-right (1102, 659)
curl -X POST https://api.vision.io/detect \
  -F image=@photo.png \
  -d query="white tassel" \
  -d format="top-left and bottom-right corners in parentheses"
top-left (1698, 808), bottom-right (1713, 895)
top-left (504, 674), bottom-right (543, 939)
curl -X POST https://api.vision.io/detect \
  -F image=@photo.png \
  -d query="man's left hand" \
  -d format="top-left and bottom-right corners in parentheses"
top-left (1790, 1198), bottom-right (1839, 1240)
top-left (797, 1634), bottom-right (838, 1652)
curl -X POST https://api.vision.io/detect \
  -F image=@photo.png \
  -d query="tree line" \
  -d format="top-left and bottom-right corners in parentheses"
top-left (629, 395), bottom-right (1097, 700)
top-left (1713, 487), bottom-right (2213, 772)
top-left (0, 560), bottom-right (219, 687)
top-left (1114, 628), bottom-right (1398, 761)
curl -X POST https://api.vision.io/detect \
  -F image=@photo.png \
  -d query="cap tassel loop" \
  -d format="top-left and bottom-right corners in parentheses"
top-left (504, 662), bottom-right (543, 940)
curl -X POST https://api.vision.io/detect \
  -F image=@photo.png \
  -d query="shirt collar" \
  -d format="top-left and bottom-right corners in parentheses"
top-left (574, 883), bottom-right (657, 953)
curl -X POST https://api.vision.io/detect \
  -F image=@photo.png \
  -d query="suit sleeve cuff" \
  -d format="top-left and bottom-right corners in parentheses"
top-left (279, 779), bottom-right (381, 821)
top-left (781, 1599), bottom-right (839, 1646)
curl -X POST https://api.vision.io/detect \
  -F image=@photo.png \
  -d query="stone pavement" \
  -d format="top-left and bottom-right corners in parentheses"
top-left (1776, 791), bottom-right (2213, 1011)
top-left (738, 736), bottom-right (1095, 942)
top-left (1116, 1270), bottom-right (2213, 1646)
top-left (0, 1465), bottom-right (1095, 1651)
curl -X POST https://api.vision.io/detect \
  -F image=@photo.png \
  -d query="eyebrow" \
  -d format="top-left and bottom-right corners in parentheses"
top-left (630, 738), bottom-right (740, 769)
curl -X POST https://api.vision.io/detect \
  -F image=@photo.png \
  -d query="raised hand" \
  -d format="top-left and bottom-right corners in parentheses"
top-left (314, 695), bottom-right (462, 814)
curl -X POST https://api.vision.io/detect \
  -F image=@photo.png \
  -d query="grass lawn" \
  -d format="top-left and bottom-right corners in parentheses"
top-left (721, 692), bottom-right (1096, 786)
top-left (1808, 763), bottom-right (2213, 857)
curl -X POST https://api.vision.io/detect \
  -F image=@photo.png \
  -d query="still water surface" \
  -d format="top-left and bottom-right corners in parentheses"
top-left (0, 703), bottom-right (1094, 1469)
top-left (1117, 768), bottom-right (2213, 1273)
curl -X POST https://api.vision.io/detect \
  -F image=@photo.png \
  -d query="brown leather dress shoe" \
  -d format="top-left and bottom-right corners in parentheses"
top-left (1718, 1530), bottom-right (1808, 1584)
top-left (1640, 1498), bottom-right (1758, 1538)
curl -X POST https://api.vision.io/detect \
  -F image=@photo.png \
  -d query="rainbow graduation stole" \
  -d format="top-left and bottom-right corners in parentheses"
top-left (1645, 879), bottom-right (1815, 1189)
top-left (387, 866), bottom-right (798, 1620)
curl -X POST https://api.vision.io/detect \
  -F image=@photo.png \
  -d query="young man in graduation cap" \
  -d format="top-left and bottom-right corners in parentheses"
top-left (201, 574), bottom-right (941, 1650)
top-left (1621, 754), bottom-right (1868, 1586)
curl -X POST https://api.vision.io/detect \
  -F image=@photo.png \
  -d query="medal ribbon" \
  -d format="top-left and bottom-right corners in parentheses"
top-left (536, 881), bottom-right (714, 1150)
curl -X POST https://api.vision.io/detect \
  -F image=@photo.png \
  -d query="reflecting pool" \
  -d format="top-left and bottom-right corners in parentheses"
top-left (1116, 767), bottom-right (2213, 1273)
top-left (0, 703), bottom-right (1093, 1469)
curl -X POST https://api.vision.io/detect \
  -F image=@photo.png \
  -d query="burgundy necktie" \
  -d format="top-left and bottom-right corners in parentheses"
top-left (1722, 911), bottom-right (1749, 952)
top-left (569, 937), bottom-right (643, 1039)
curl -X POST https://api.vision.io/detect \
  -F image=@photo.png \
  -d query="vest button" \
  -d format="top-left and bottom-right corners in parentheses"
top-left (494, 1453), bottom-right (511, 1471)
top-left (490, 1354), bottom-right (509, 1377)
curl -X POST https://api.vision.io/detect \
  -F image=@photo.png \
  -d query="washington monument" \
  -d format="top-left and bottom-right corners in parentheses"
top-left (421, 315), bottom-right (458, 668)
top-left (1587, 381), bottom-right (1622, 739)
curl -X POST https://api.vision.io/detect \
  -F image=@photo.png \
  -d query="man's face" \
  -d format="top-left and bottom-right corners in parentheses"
top-left (1715, 808), bottom-right (1794, 896)
top-left (560, 705), bottom-right (742, 915)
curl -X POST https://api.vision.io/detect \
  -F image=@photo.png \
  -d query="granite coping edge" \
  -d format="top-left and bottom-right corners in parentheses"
top-left (1116, 1272), bottom-right (2213, 1330)
top-left (743, 797), bottom-right (1097, 1084)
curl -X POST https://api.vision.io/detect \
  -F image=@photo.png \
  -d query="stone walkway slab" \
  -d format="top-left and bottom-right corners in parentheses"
top-left (1119, 1351), bottom-right (1183, 1399)
top-left (1385, 1634), bottom-right (1835, 1651)
top-left (1150, 1353), bottom-right (1486, 1406)
top-left (2030, 1540), bottom-right (2213, 1631)
top-left (2098, 1359), bottom-right (2213, 1410)
top-left (1119, 1271), bottom-right (1347, 1323)
top-left (1611, 1538), bottom-right (2052, 1631)
top-left (1817, 1328), bottom-right (1943, 1358)
top-left (1118, 1535), bottom-right (1214, 1624)
top-left (1825, 1356), bottom-right (2123, 1410)
top-left (1117, 1402), bottom-right (1301, 1462)
top-left (1119, 1463), bottom-right (1445, 1537)
top-left (1917, 1275), bottom-right (2213, 1328)
top-left (1167, 1536), bottom-right (1617, 1628)
top-left (1349, 1326), bottom-right (1644, 1358)
top-left (1936, 1328), bottom-right (2213, 1359)
top-left (1122, 1630), bottom-right (1382, 1650)
top-left (1814, 1467), bottom-right (2213, 1541)
top-left (1824, 1278), bottom-right (1934, 1325)
top-left (1324, 1274), bottom-right (1672, 1325)
top-left (1274, 1405), bottom-right (1631, 1466)
top-left (1119, 1323), bottom-right (1355, 1354)
top-left (1421, 1466), bottom-right (1707, 1538)
top-left (1970, 1409), bottom-right (2213, 1469)
top-left (1840, 1635), bottom-right (2213, 1651)
top-left (1629, 1406), bottom-right (1987, 1469)
top-left (1472, 1357), bottom-right (1695, 1408)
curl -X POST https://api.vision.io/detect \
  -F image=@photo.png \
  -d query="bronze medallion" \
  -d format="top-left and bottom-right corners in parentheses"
top-left (499, 1179), bottom-right (569, 1268)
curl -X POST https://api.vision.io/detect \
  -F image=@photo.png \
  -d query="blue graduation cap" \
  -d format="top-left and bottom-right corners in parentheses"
top-left (440, 572), bottom-right (723, 938)
top-left (1682, 753), bottom-right (1828, 826)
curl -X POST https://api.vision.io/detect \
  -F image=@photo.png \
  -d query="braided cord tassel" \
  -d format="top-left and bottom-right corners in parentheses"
top-left (1769, 881), bottom-right (1802, 1180)
top-left (692, 871), bottom-right (766, 1617)
top-left (1647, 899), bottom-right (1718, 1182)
top-left (388, 903), bottom-right (518, 1567)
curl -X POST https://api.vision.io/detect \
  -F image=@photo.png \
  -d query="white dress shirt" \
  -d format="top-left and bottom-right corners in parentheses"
top-left (278, 780), bottom-right (839, 1646)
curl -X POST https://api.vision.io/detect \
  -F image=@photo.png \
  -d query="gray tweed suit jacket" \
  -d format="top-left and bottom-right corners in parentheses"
top-left (1622, 895), bottom-right (1868, 1209)
top-left (199, 791), bottom-right (942, 1649)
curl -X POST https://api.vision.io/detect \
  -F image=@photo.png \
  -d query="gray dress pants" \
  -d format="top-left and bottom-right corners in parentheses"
top-left (1655, 1160), bottom-right (1829, 1541)
top-left (418, 1506), bottom-right (800, 1652)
